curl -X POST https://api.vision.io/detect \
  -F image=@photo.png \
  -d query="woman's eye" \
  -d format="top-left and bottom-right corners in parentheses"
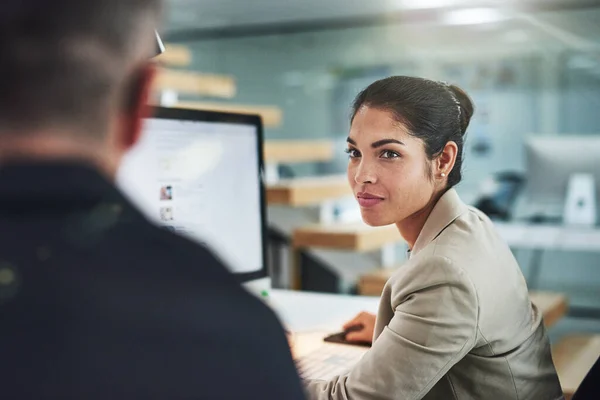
top-left (345, 148), bottom-right (360, 158)
top-left (381, 150), bottom-right (400, 159)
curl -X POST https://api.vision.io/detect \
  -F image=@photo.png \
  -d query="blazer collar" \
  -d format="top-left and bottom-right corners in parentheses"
top-left (411, 188), bottom-right (468, 257)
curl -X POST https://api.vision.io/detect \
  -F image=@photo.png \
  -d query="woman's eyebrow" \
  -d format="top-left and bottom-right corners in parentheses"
top-left (346, 137), bottom-right (405, 148)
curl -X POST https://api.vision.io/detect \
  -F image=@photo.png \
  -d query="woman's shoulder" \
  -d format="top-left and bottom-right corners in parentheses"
top-left (394, 208), bottom-right (517, 288)
top-left (382, 252), bottom-right (479, 322)
top-left (388, 252), bottom-right (476, 295)
top-left (427, 206), bottom-right (508, 262)
top-left (407, 206), bottom-right (529, 306)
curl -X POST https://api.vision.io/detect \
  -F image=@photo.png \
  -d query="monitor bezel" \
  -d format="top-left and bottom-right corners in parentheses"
top-left (148, 106), bottom-right (269, 284)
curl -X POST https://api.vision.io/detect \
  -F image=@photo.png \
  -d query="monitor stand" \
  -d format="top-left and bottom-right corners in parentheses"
top-left (243, 277), bottom-right (272, 298)
top-left (564, 173), bottom-right (597, 227)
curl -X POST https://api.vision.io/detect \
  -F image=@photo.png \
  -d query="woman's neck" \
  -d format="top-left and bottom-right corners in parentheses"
top-left (395, 190), bottom-right (445, 250)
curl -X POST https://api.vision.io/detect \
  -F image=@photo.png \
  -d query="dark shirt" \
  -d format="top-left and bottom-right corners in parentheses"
top-left (0, 161), bottom-right (305, 399)
top-left (572, 356), bottom-right (600, 400)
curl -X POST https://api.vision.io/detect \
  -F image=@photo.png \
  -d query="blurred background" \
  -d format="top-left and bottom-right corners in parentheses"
top-left (155, 0), bottom-right (600, 346)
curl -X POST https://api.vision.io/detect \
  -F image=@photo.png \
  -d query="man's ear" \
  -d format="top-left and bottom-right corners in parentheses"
top-left (120, 62), bottom-right (157, 151)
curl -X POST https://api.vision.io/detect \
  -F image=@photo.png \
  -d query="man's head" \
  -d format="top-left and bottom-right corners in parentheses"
top-left (0, 0), bottom-right (163, 175)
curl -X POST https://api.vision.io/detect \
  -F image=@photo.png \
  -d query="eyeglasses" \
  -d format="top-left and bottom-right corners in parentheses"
top-left (153, 30), bottom-right (165, 58)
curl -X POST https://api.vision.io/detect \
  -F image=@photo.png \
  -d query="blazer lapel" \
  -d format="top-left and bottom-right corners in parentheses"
top-left (411, 189), bottom-right (468, 257)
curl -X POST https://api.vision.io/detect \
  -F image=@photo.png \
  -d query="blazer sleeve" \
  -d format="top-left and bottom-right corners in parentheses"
top-left (306, 255), bottom-right (479, 400)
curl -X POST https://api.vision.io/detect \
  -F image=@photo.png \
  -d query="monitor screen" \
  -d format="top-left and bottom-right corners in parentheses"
top-left (116, 107), bottom-right (268, 283)
top-left (524, 136), bottom-right (600, 220)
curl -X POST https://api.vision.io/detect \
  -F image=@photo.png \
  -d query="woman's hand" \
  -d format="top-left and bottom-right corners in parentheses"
top-left (343, 311), bottom-right (376, 343)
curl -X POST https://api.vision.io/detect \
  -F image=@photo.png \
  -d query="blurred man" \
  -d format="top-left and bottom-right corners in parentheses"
top-left (572, 356), bottom-right (600, 399)
top-left (0, 1), bottom-right (304, 398)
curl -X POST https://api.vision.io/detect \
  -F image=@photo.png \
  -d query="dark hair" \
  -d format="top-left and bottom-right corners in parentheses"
top-left (0, 0), bottom-right (162, 136)
top-left (351, 76), bottom-right (474, 188)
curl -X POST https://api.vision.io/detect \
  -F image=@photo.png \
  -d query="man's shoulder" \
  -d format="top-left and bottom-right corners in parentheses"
top-left (111, 209), bottom-right (237, 278)
top-left (115, 212), bottom-right (280, 305)
top-left (110, 210), bottom-right (288, 335)
top-left (130, 220), bottom-right (221, 261)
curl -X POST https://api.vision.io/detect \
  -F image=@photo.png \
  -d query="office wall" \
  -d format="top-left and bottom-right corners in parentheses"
top-left (180, 8), bottom-right (600, 182)
top-left (561, 51), bottom-right (600, 133)
top-left (175, 8), bottom-right (600, 327)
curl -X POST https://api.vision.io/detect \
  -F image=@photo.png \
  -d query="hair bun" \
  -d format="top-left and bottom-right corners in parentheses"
top-left (448, 84), bottom-right (474, 136)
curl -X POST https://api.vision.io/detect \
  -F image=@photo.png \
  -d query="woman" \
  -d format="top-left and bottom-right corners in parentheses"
top-left (306, 76), bottom-right (563, 400)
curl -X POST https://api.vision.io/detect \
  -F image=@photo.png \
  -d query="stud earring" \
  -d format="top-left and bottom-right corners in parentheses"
top-left (441, 173), bottom-right (446, 177)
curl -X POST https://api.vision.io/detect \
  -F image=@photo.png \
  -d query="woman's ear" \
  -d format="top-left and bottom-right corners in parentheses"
top-left (437, 141), bottom-right (458, 179)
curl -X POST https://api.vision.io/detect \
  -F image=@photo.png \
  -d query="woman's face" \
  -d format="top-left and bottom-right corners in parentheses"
top-left (346, 106), bottom-right (437, 227)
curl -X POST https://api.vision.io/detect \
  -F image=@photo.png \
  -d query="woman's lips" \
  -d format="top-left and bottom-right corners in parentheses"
top-left (357, 192), bottom-right (384, 208)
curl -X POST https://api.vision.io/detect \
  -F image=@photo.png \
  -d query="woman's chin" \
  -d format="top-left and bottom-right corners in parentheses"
top-left (360, 212), bottom-right (394, 227)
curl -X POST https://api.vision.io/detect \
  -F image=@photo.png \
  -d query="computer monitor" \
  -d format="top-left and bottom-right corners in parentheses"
top-left (524, 136), bottom-right (600, 222)
top-left (116, 107), bottom-right (270, 294)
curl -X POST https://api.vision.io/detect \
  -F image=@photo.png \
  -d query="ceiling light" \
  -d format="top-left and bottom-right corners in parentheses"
top-left (442, 8), bottom-right (505, 25)
top-left (396, 0), bottom-right (462, 9)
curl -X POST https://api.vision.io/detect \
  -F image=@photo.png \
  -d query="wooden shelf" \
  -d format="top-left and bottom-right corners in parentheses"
top-left (293, 223), bottom-right (401, 251)
top-left (264, 140), bottom-right (334, 163)
top-left (175, 101), bottom-right (282, 128)
top-left (553, 335), bottom-right (600, 399)
top-left (156, 44), bottom-right (192, 67)
top-left (532, 291), bottom-right (569, 328)
top-left (358, 267), bottom-right (399, 296)
top-left (267, 175), bottom-right (352, 206)
top-left (153, 69), bottom-right (236, 98)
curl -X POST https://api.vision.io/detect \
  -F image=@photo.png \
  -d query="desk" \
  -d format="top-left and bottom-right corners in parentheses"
top-left (533, 291), bottom-right (570, 328)
top-left (270, 290), bottom-right (379, 358)
top-left (494, 222), bottom-right (600, 290)
top-left (271, 289), bottom-right (379, 332)
top-left (270, 289), bottom-right (568, 333)
top-left (270, 290), bottom-right (567, 359)
top-left (494, 222), bottom-right (600, 252)
top-left (271, 291), bottom-right (575, 395)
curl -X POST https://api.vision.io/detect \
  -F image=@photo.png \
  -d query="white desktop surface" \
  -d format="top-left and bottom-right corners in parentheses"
top-left (267, 289), bottom-right (568, 359)
top-left (270, 289), bottom-right (379, 333)
top-left (269, 289), bottom-right (378, 359)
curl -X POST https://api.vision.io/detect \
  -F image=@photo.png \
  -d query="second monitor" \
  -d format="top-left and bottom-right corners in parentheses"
top-left (524, 135), bottom-right (600, 225)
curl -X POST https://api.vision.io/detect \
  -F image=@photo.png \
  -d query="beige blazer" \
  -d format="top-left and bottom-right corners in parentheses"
top-left (307, 189), bottom-right (564, 400)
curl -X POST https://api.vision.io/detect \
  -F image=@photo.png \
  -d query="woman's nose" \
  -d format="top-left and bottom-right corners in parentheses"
top-left (354, 161), bottom-right (377, 185)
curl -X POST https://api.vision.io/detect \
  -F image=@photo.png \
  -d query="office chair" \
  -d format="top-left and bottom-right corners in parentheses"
top-left (473, 171), bottom-right (525, 221)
